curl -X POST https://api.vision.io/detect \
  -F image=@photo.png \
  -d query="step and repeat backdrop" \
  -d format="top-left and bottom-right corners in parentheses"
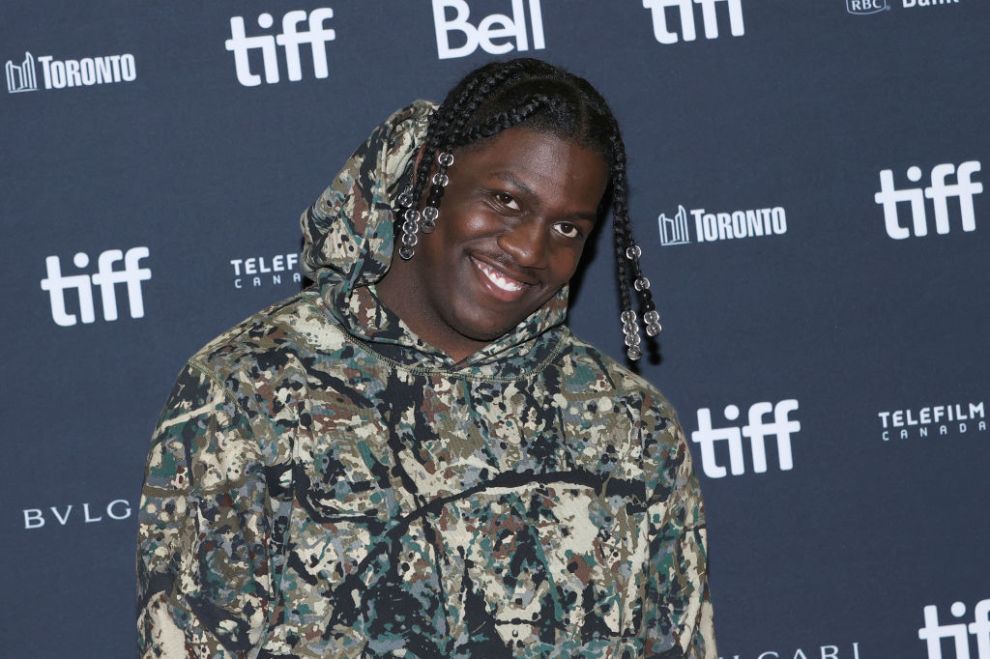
top-left (1, 1), bottom-right (987, 657)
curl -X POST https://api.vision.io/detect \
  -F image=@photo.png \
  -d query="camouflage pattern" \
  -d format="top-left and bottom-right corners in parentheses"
top-left (137, 102), bottom-right (715, 658)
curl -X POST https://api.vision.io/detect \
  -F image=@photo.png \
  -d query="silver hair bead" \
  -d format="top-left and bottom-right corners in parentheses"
top-left (625, 245), bottom-right (641, 260)
top-left (633, 277), bottom-right (651, 292)
top-left (620, 310), bottom-right (636, 324)
top-left (626, 345), bottom-right (643, 361)
top-left (437, 152), bottom-right (455, 167)
top-left (399, 245), bottom-right (415, 261)
top-left (432, 172), bottom-right (449, 187)
top-left (623, 332), bottom-right (641, 347)
top-left (420, 218), bottom-right (436, 234)
top-left (401, 232), bottom-right (418, 247)
top-left (646, 322), bottom-right (662, 337)
top-left (644, 310), bottom-right (660, 325)
top-left (422, 206), bottom-right (439, 222)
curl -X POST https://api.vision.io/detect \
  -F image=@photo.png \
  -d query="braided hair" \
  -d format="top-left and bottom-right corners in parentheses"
top-left (396, 58), bottom-right (660, 360)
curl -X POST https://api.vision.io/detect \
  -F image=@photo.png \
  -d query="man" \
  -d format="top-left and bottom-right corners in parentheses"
top-left (138, 58), bottom-right (715, 658)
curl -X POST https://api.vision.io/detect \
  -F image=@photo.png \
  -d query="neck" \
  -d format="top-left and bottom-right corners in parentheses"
top-left (376, 254), bottom-right (489, 364)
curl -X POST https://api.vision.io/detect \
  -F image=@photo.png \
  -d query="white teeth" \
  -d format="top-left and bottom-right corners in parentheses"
top-left (476, 260), bottom-right (524, 292)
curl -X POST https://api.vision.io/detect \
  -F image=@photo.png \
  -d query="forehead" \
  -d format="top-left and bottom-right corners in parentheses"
top-left (454, 127), bottom-right (609, 207)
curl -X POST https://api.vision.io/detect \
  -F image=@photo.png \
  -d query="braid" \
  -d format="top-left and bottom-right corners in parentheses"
top-left (394, 57), bottom-right (661, 360)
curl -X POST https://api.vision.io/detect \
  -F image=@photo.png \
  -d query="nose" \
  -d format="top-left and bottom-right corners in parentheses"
top-left (496, 219), bottom-right (547, 269)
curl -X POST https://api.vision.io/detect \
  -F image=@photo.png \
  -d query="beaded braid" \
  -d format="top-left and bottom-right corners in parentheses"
top-left (393, 58), bottom-right (661, 360)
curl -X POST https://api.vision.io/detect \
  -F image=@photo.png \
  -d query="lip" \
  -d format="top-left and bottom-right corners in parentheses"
top-left (469, 255), bottom-right (533, 303)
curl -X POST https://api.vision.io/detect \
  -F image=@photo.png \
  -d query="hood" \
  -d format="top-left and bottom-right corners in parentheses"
top-left (300, 101), bottom-right (570, 378)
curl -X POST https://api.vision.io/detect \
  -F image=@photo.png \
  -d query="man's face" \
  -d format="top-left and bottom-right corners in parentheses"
top-left (394, 127), bottom-right (608, 358)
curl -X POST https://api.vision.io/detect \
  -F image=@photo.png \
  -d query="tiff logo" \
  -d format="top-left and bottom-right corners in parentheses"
top-left (643, 0), bottom-right (745, 45)
top-left (875, 161), bottom-right (983, 239)
top-left (846, 0), bottom-right (890, 14)
top-left (5, 52), bottom-right (38, 93)
top-left (40, 247), bottom-right (151, 327)
top-left (691, 399), bottom-right (800, 479)
top-left (433, 0), bottom-right (545, 60)
top-left (918, 599), bottom-right (990, 659)
top-left (225, 9), bottom-right (336, 87)
top-left (659, 205), bottom-right (691, 245)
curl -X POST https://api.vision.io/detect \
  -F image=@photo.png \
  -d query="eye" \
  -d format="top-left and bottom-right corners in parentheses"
top-left (493, 191), bottom-right (520, 211)
top-left (553, 222), bottom-right (582, 239)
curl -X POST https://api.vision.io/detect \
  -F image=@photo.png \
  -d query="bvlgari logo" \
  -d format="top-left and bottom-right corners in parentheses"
top-left (719, 641), bottom-right (862, 659)
top-left (22, 499), bottom-right (132, 529)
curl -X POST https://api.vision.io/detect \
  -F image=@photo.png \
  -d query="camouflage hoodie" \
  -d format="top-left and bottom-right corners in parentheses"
top-left (137, 101), bottom-right (715, 658)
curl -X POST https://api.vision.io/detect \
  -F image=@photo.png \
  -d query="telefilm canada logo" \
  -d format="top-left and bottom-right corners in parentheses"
top-left (847, 0), bottom-right (959, 14)
top-left (40, 247), bottom-right (151, 327)
top-left (22, 498), bottom-right (132, 530)
top-left (658, 204), bottom-right (787, 246)
top-left (918, 598), bottom-right (990, 659)
top-left (225, 8), bottom-right (336, 87)
top-left (643, 0), bottom-right (745, 45)
top-left (432, 0), bottom-right (546, 60)
top-left (5, 51), bottom-right (136, 94)
top-left (720, 641), bottom-right (862, 659)
top-left (230, 252), bottom-right (301, 289)
top-left (690, 399), bottom-right (800, 479)
top-left (874, 161), bottom-right (983, 239)
top-left (877, 401), bottom-right (986, 441)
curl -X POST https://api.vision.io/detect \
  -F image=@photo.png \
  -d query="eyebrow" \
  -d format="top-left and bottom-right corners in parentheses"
top-left (488, 171), bottom-right (599, 222)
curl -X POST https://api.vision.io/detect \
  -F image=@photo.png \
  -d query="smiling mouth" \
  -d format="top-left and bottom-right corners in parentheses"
top-left (470, 256), bottom-right (530, 298)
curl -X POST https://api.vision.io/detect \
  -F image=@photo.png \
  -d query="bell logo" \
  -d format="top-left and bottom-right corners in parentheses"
top-left (642, 0), bottom-right (745, 45)
top-left (432, 0), bottom-right (546, 60)
top-left (918, 599), bottom-right (990, 659)
top-left (690, 399), bottom-right (800, 479)
top-left (40, 247), bottom-right (151, 327)
top-left (225, 9), bottom-right (336, 87)
top-left (874, 161), bottom-right (983, 239)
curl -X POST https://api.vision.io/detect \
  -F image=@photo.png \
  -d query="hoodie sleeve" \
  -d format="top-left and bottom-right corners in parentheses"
top-left (137, 362), bottom-right (274, 658)
top-left (639, 399), bottom-right (717, 658)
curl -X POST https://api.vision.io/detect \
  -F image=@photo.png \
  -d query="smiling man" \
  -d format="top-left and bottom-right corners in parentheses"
top-left (137, 59), bottom-right (715, 658)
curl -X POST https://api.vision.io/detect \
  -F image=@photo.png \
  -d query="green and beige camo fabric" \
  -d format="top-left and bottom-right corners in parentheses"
top-left (137, 102), bottom-right (716, 658)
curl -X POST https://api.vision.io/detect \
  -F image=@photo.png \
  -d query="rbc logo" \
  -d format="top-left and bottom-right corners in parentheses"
top-left (432, 0), bottom-right (546, 60)
top-left (642, 0), bottom-right (745, 45)
top-left (40, 247), bottom-right (151, 327)
top-left (846, 0), bottom-right (889, 14)
top-left (690, 399), bottom-right (800, 479)
top-left (874, 161), bottom-right (982, 239)
top-left (225, 9), bottom-right (336, 87)
top-left (918, 599), bottom-right (990, 659)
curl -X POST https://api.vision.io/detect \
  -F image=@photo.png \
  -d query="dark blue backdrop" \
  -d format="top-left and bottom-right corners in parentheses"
top-left (2, 2), bottom-right (987, 658)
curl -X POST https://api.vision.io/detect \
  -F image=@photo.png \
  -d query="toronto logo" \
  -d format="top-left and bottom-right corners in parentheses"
top-left (658, 203), bottom-right (787, 246)
top-left (5, 50), bottom-right (136, 93)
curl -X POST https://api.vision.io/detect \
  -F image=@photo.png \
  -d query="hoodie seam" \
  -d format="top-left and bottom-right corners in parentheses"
top-left (338, 331), bottom-right (568, 384)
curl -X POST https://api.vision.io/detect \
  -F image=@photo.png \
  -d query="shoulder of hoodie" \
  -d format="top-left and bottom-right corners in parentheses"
top-left (181, 287), bottom-right (345, 385)
top-left (557, 326), bottom-right (683, 430)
